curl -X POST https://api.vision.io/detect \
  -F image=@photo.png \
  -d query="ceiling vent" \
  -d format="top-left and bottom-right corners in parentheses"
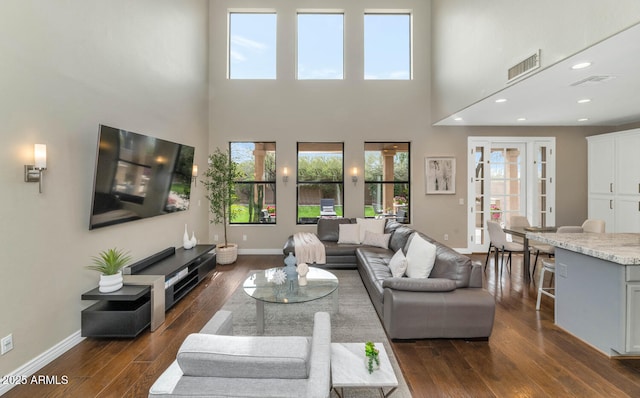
top-left (570, 75), bottom-right (616, 87)
top-left (507, 50), bottom-right (541, 83)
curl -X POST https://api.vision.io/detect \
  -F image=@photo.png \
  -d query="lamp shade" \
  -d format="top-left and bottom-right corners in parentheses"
top-left (34, 144), bottom-right (47, 169)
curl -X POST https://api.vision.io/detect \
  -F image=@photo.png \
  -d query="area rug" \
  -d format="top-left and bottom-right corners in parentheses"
top-left (221, 269), bottom-right (411, 398)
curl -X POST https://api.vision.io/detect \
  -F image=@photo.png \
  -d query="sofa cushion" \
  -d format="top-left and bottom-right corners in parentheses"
top-left (405, 233), bottom-right (437, 278)
top-left (317, 218), bottom-right (353, 242)
top-left (356, 218), bottom-right (386, 243)
top-left (362, 231), bottom-right (391, 249)
top-left (382, 277), bottom-right (457, 292)
top-left (177, 334), bottom-right (311, 379)
top-left (388, 225), bottom-right (415, 253)
top-left (338, 224), bottom-right (361, 244)
top-left (388, 249), bottom-right (408, 277)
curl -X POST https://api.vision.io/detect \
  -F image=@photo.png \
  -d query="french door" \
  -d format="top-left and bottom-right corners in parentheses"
top-left (467, 137), bottom-right (555, 253)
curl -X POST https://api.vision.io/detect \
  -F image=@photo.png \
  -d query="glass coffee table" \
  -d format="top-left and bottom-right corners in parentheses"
top-left (243, 267), bottom-right (339, 334)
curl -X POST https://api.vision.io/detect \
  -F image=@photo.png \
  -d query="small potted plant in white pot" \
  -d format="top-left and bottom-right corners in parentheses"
top-left (203, 147), bottom-right (241, 265)
top-left (86, 248), bottom-right (132, 293)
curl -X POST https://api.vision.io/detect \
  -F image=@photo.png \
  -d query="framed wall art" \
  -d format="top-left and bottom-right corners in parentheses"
top-left (425, 157), bottom-right (456, 194)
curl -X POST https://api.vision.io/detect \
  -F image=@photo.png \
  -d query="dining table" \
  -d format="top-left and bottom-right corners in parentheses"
top-left (502, 225), bottom-right (556, 282)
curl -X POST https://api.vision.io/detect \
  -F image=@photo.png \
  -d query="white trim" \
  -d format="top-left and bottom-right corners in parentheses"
top-left (238, 248), bottom-right (283, 255)
top-left (0, 331), bottom-right (84, 395)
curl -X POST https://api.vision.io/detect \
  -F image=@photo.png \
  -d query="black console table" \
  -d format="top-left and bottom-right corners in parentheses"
top-left (81, 244), bottom-right (216, 338)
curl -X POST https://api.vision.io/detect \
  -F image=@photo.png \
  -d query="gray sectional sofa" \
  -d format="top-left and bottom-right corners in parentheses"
top-left (285, 218), bottom-right (496, 340)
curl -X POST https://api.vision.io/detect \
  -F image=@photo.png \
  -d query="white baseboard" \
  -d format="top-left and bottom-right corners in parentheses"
top-left (453, 247), bottom-right (472, 254)
top-left (0, 331), bottom-right (84, 396)
top-left (237, 248), bottom-right (283, 255)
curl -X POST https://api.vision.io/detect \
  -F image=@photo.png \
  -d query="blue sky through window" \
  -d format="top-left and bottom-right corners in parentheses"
top-left (365, 14), bottom-right (411, 80)
top-left (229, 13), bottom-right (276, 79)
top-left (297, 14), bottom-right (344, 80)
top-left (228, 12), bottom-right (411, 80)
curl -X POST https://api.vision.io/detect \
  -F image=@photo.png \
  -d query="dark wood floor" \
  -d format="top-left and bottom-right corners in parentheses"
top-left (6, 254), bottom-right (640, 397)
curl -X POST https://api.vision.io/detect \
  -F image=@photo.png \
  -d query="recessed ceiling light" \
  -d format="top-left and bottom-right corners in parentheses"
top-left (578, 118), bottom-right (589, 122)
top-left (517, 117), bottom-right (527, 122)
top-left (571, 62), bottom-right (592, 70)
top-left (453, 117), bottom-right (463, 121)
top-left (577, 98), bottom-right (592, 104)
top-left (495, 98), bottom-right (507, 103)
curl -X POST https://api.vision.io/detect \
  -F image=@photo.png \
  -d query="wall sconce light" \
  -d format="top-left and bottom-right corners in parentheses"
top-left (282, 166), bottom-right (289, 183)
top-left (351, 167), bottom-right (358, 184)
top-left (192, 164), bottom-right (198, 186)
top-left (24, 144), bottom-right (47, 193)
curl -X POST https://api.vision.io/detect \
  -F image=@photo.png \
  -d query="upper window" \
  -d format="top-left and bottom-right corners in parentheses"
top-left (297, 13), bottom-right (344, 80)
top-left (364, 143), bottom-right (410, 222)
top-left (230, 142), bottom-right (276, 224)
top-left (229, 13), bottom-right (277, 79)
top-left (297, 143), bottom-right (344, 224)
top-left (364, 13), bottom-right (411, 80)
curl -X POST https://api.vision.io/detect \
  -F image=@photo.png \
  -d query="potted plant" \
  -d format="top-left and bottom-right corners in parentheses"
top-left (365, 341), bottom-right (380, 374)
top-left (86, 248), bottom-right (132, 293)
top-left (203, 147), bottom-right (241, 264)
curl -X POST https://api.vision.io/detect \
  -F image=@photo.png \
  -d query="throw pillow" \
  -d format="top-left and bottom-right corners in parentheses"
top-left (356, 218), bottom-right (386, 243)
top-left (405, 233), bottom-right (437, 278)
top-left (337, 224), bottom-right (361, 244)
top-left (388, 249), bottom-right (408, 278)
top-left (362, 231), bottom-right (391, 249)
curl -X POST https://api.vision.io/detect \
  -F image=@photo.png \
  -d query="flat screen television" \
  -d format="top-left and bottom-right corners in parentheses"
top-left (89, 124), bottom-right (195, 230)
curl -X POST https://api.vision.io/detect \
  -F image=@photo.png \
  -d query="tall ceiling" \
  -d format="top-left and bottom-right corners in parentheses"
top-left (435, 23), bottom-right (640, 127)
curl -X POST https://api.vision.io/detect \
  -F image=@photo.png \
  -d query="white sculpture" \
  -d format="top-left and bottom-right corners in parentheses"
top-left (298, 262), bottom-right (309, 286)
top-left (183, 224), bottom-right (196, 249)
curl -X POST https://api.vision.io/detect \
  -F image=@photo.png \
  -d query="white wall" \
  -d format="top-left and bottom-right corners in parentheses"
top-left (432, 0), bottom-right (640, 121)
top-left (0, 0), bottom-right (210, 376)
top-left (208, 0), bottom-right (432, 250)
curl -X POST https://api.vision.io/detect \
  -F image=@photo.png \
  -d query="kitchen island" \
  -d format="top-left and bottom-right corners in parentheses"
top-left (527, 232), bottom-right (640, 357)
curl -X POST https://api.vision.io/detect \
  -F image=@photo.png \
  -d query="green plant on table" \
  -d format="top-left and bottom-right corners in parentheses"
top-left (365, 341), bottom-right (380, 374)
top-left (86, 248), bottom-right (132, 275)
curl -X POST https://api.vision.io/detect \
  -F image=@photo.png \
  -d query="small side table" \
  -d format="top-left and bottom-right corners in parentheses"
top-left (331, 342), bottom-right (398, 398)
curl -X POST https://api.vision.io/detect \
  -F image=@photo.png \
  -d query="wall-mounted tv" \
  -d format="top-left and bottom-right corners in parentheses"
top-left (89, 124), bottom-right (195, 230)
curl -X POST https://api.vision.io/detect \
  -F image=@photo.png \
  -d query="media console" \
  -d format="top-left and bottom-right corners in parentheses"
top-left (81, 244), bottom-right (216, 338)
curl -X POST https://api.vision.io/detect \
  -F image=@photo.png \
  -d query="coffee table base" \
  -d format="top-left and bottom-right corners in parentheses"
top-left (255, 288), bottom-right (339, 334)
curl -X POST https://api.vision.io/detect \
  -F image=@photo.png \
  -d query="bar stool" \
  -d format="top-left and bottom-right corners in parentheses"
top-left (536, 259), bottom-right (556, 310)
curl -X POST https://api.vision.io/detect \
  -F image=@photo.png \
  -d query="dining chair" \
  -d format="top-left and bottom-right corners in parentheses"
top-left (509, 215), bottom-right (530, 244)
top-left (582, 219), bottom-right (606, 233)
top-left (530, 225), bottom-right (577, 276)
top-left (486, 220), bottom-right (525, 274)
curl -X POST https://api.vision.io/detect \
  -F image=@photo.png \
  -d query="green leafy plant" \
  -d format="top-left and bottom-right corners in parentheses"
top-left (86, 248), bottom-right (132, 275)
top-left (365, 341), bottom-right (380, 374)
top-left (202, 147), bottom-right (241, 247)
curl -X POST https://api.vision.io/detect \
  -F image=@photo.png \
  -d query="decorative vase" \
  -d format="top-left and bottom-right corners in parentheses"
top-left (365, 355), bottom-right (380, 373)
top-left (99, 271), bottom-right (123, 293)
top-left (190, 232), bottom-right (197, 247)
top-left (283, 253), bottom-right (298, 281)
top-left (183, 224), bottom-right (194, 249)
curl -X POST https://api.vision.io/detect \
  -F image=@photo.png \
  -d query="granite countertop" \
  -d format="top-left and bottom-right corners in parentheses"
top-left (526, 232), bottom-right (640, 265)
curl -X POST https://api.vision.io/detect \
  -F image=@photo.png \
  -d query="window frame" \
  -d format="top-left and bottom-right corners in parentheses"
top-left (363, 12), bottom-right (413, 80)
top-left (228, 11), bottom-right (277, 80)
top-left (296, 142), bottom-right (345, 224)
top-left (229, 141), bottom-right (277, 225)
top-left (364, 142), bottom-right (411, 222)
top-left (296, 11), bottom-right (345, 80)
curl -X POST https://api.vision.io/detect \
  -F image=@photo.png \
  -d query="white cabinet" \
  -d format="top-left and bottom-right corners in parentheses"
top-left (587, 129), bottom-right (640, 233)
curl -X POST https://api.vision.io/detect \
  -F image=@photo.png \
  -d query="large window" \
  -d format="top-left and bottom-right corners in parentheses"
top-left (364, 13), bottom-right (411, 80)
top-left (230, 142), bottom-right (276, 224)
top-left (364, 143), bottom-right (410, 222)
top-left (297, 143), bottom-right (344, 224)
top-left (229, 12), bottom-right (277, 79)
top-left (297, 13), bottom-right (344, 80)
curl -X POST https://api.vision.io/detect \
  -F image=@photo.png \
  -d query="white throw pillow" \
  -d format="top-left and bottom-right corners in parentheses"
top-left (362, 231), bottom-right (391, 249)
top-left (405, 233), bottom-right (437, 278)
top-left (356, 218), bottom-right (386, 243)
top-left (388, 249), bottom-right (408, 278)
top-left (337, 224), bottom-right (360, 244)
